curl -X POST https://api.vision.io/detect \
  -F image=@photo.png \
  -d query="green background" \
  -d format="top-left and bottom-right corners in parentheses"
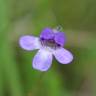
top-left (0, 0), bottom-right (96, 96)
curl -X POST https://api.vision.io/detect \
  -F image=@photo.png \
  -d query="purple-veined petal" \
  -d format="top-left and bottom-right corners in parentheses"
top-left (54, 32), bottom-right (66, 46)
top-left (53, 48), bottom-right (73, 64)
top-left (32, 49), bottom-right (53, 71)
top-left (40, 28), bottom-right (54, 40)
top-left (19, 35), bottom-right (41, 51)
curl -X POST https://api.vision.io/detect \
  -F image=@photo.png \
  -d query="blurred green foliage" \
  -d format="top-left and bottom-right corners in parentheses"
top-left (0, 0), bottom-right (96, 96)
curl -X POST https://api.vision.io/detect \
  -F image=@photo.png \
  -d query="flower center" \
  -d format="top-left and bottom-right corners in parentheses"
top-left (40, 38), bottom-right (60, 49)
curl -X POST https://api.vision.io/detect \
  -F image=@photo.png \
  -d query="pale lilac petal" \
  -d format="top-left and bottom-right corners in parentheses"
top-left (19, 35), bottom-right (41, 51)
top-left (54, 32), bottom-right (66, 46)
top-left (53, 48), bottom-right (73, 64)
top-left (40, 28), bottom-right (54, 40)
top-left (32, 49), bottom-right (53, 71)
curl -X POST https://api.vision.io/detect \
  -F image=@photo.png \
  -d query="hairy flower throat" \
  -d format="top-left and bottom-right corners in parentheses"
top-left (40, 38), bottom-right (61, 49)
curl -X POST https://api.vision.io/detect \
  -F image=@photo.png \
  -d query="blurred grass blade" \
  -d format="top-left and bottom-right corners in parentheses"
top-left (0, 0), bottom-right (24, 96)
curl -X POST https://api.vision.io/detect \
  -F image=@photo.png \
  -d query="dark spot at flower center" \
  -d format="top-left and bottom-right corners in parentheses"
top-left (40, 37), bottom-right (61, 48)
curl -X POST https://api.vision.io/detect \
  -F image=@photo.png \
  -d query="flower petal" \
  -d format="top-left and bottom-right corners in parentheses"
top-left (19, 35), bottom-right (41, 51)
top-left (54, 32), bottom-right (66, 46)
top-left (40, 28), bottom-right (54, 40)
top-left (32, 49), bottom-right (53, 71)
top-left (53, 48), bottom-right (73, 64)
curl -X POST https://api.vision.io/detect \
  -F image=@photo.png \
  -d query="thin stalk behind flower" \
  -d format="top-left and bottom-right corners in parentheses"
top-left (28, 72), bottom-right (45, 96)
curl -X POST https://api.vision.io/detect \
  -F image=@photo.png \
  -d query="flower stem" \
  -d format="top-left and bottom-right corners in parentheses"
top-left (28, 72), bottom-right (45, 96)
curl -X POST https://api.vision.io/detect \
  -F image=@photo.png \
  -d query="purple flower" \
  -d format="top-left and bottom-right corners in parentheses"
top-left (19, 27), bottom-right (73, 71)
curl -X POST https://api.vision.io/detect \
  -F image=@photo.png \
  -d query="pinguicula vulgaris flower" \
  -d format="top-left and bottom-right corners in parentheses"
top-left (19, 27), bottom-right (73, 71)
